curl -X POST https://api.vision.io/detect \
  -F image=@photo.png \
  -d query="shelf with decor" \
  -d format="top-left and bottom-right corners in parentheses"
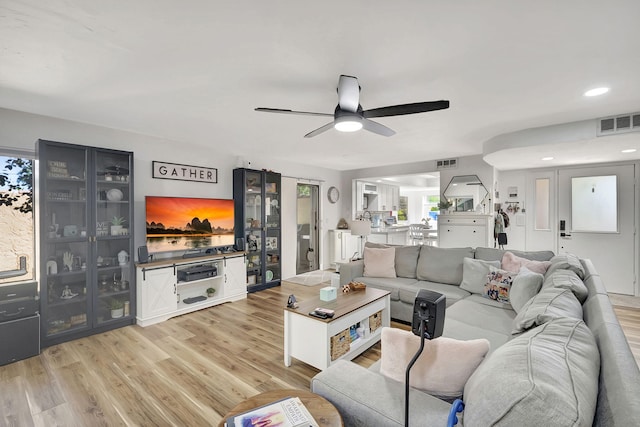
top-left (233, 168), bottom-right (282, 292)
top-left (38, 139), bottom-right (135, 347)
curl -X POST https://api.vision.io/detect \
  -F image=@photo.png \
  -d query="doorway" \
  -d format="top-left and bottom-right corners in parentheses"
top-left (557, 164), bottom-right (636, 295)
top-left (296, 183), bottom-right (319, 274)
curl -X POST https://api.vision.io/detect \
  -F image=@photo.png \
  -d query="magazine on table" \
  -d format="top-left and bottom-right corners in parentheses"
top-left (225, 396), bottom-right (319, 427)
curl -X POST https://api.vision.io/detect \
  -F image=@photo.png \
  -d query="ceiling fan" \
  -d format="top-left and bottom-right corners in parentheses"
top-left (255, 74), bottom-right (449, 138)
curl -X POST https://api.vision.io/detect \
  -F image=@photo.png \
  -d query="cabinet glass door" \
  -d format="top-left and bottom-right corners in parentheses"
top-left (245, 171), bottom-right (263, 288)
top-left (94, 150), bottom-right (133, 325)
top-left (264, 173), bottom-right (281, 285)
top-left (41, 144), bottom-right (90, 336)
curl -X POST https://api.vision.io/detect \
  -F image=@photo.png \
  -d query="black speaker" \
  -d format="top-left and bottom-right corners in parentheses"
top-left (411, 289), bottom-right (446, 339)
top-left (138, 246), bottom-right (149, 263)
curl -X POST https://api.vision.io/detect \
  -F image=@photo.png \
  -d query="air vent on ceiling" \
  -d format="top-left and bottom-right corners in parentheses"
top-left (436, 158), bottom-right (458, 169)
top-left (597, 112), bottom-right (640, 136)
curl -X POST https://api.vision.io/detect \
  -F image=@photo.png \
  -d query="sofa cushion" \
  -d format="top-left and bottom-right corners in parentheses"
top-left (543, 269), bottom-right (589, 303)
top-left (363, 246), bottom-right (396, 278)
top-left (394, 245), bottom-right (421, 279)
top-left (509, 266), bottom-right (544, 313)
top-left (380, 328), bottom-right (489, 400)
top-left (463, 318), bottom-right (600, 427)
top-left (474, 247), bottom-right (555, 262)
top-left (460, 257), bottom-right (501, 294)
top-left (501, 251), bottom-right (551, 275)
top-left (483, 267), bottom-right (515, 304)
top-left (353, 276), bottom-right (416, 301)
top-left (416, 246), bottom-right (474, 285)
top-left (546, 252), bottom-right (585, 279)
top-left (399, 281), bottom-right (471, 307)
top-left (512, 287), bottom-right (583, 335)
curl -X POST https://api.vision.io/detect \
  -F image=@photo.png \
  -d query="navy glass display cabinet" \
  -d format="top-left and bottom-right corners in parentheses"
top-left (37, 140), bottom-right (135, 347)
top-left (233, 168), bottom-right (281, 292)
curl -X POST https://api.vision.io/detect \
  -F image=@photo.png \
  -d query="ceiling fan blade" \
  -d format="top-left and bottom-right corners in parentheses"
top-left (363, 100), bottom-right (450, 118)
top-left (255, 107), bottom-right (333, 117)
top-left (304, 122), bottom-right (335, 138)
top-left (337, 75), bottom-right (360, 112)
top-left (362, 118), bottom-right (396, 137)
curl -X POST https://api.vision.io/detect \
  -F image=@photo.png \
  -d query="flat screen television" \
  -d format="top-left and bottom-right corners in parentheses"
top-left (145, 196), bottom-right (235, 253)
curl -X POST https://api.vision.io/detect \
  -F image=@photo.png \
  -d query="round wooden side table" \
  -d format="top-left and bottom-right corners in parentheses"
top-left (219, 388), bottom-right (343, 427)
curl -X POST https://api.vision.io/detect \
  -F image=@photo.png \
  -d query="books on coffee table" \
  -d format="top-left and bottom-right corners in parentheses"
top-left (225, 396), bottom-right (319, 427)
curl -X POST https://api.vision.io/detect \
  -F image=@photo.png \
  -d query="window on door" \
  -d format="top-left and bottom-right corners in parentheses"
top-left (571, 175), bottom-right (617, 232)
top-left (0, 154), bottom-right (35, 284)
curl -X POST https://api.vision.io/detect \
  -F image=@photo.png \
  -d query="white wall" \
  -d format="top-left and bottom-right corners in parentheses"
top-left (0, 108), bottom-right (342, 269)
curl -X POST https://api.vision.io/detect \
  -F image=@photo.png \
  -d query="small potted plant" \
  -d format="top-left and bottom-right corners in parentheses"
top-left (110, 299), bottom-right (124, 319)
top-left (438, 199), bottom-right (453, 213)
top-left (206, 287), bottom-right (216, 298)
top-left (110, 216), bottom-right (126, 236)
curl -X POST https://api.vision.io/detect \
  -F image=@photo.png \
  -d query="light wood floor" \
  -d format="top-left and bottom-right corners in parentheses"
top-left (0, 281), bottom-right (638, 426)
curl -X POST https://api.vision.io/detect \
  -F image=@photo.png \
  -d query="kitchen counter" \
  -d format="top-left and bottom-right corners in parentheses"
top-left (368, 226), bottom-right (409, 245)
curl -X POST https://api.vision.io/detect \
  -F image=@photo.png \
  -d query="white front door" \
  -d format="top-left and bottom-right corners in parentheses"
top-left (557, 164), bottom-right (636, 295)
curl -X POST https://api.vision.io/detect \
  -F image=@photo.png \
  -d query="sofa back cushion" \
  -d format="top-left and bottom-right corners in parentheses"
top-left (394, 245), bottom-right (421, 279)
top-left (474, 247), bottom-right (555, 263)
top-left (512, 287), bottom-right (583, 335)
top-left (543, 269), bottom-right (589, 303)
top-left (380, 327), bottom-right (489, 400)
top-left (363, 246), bottom-right (396, 278)
top-left (546, 252), bottom-right (585, 279)
top-left (416, 246), bottom-right (474, 285)
top-left (460, 258), bottom-right (501, 294)
top-left (463, 318), bottom-right (600, 427)
top-left (509, 267), bottom-right (544, 313)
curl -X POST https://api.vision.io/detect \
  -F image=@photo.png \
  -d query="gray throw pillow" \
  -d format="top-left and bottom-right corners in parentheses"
top-left (416, 246), bottom-right (475, 285)
top-left (509, 266), bottom-right (544, 313)
top-left (512, 286), bottom-right (583, 335)
top-left (464, 318), bottom-right (599, 427)
top-left (460, 258), bottom-right (501, 294)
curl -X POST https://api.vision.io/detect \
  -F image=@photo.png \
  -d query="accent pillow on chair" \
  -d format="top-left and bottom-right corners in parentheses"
top-left (379, 327), bottom-right (490, 400)
top-left (363, 246), bottom-right (397, 278)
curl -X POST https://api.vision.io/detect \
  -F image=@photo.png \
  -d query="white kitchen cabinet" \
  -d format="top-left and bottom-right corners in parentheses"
top-left (437, 214), bottom-right (493, 248)
top-left (329, 230), bottom-right (360, 267)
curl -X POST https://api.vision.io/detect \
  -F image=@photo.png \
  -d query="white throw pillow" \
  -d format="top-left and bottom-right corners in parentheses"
top-left (460, 258), bottom-right (501, 294)
top-left (380, 327), bottom-right (490, 400)
top-left (510, 266), bottom-right (544, 313)
top-left (363, 246), bottom-right (396, 278)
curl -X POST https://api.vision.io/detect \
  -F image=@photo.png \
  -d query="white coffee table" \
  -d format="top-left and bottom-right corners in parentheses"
top-left (284, 287), bottom-right (390, 370)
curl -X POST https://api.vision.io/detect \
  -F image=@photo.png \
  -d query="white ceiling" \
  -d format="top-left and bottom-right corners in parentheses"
top-left (1, 1), bottom-right (639, 171)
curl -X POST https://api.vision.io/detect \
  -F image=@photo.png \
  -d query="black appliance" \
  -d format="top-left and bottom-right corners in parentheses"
top-left (0, 281), bottom-right (40, 366)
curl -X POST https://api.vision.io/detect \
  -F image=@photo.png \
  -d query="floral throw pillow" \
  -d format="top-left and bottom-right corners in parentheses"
top-left (484, 267), bottom-right (515, 304)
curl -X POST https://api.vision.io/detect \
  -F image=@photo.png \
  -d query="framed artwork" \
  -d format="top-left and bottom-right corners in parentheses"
top-left (265, 237), bottom-right (278, 250)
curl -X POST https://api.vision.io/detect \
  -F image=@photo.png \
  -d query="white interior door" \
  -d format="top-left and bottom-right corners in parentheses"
top-left (557, 164), bottom-right (636, 295)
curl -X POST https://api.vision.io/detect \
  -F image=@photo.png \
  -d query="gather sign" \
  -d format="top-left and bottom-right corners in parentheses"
top-left (152, 161), bottom-right (218, 184)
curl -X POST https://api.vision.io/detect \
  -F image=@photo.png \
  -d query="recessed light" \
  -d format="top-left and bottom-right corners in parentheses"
top-left (584, 87), bottom-right (609, 97)
top-left (541, 157), bottom-right (554, 161)
top-left (621, 149), bottom-right (637, 153)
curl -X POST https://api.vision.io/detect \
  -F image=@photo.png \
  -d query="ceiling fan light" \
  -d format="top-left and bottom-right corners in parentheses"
top-left (334, 115), bottom-right (363, 132)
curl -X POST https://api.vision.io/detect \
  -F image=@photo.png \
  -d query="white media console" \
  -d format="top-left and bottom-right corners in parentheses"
top-left (135, 252), bottom-right (247, 326)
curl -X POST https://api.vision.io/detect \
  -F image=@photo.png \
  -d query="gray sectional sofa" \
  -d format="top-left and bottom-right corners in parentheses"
top-left (311, 244), bottom-right (640, 426)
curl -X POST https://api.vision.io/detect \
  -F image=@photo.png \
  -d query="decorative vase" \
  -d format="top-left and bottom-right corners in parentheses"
top-left (111, 308), bottom-right (124, 319)
top-left (110, 225), bottom-right (123, 236)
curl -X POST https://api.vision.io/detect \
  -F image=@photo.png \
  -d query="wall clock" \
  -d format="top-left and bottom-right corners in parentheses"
top-left (327, 186), bottom-right (340, 203)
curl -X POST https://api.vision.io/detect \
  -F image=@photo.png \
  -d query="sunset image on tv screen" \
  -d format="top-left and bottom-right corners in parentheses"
top-left (145, 196), bottom-right (235, 252)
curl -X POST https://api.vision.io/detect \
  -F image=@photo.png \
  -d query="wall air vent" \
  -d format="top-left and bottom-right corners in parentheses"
top-left (436, 158), bottom-right (458, 169)
top-left (597, 112), bottom-right (640, 136)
